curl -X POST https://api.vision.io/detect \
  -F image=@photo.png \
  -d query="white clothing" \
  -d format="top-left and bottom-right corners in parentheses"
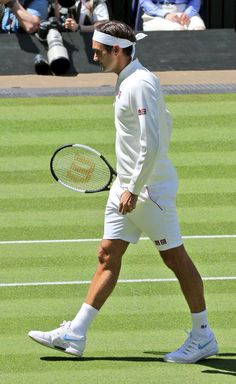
top-left (103, 59), bottom-right (182, 250)
top-left (77, 0), bottom-right (109, 26)
top-left (104, 178), bottom-right (182, 251)
top-left (142, 4), bottom-right (206, 31)
top-left (114, 59), bottom-right (177, 195)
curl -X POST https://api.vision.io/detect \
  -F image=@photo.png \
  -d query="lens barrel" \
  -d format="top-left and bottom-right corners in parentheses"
top-left (46, 29), bottom-right (70, 75)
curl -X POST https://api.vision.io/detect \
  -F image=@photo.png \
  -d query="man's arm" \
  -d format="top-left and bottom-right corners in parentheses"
top-left (139, 0), bottom-right (169, 18)
top-left (184, 0), bottom-right (201, 18)
top-left (127, 78), bottom-right (161, 196)
top-left (2, 0), bottom-right (47, 33)
top-left (118, 78), bottom-right (160, 215)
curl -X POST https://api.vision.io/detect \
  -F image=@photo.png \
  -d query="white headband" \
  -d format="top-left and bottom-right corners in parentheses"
top-left (93, 30), bottom-right (147, 59)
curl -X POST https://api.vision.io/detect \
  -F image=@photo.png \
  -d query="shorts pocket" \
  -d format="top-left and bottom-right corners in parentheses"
top-left (146, 186), bottom-right (164, 211)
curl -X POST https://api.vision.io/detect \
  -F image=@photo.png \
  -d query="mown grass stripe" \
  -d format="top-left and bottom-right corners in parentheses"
top-left (0, 223), bottom-right (235, 241)
top-left (0, 192), bottom-right (235, 211)
top-left (0, 178), bottom-right (235, 197)
top-left (1, 165), bottom-right (236, 184)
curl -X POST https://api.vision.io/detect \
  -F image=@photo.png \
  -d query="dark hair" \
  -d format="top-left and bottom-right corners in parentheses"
top-left (95, 20), bottom-right (136, 57)
top-left (58, 0), bottom-right (76, 6)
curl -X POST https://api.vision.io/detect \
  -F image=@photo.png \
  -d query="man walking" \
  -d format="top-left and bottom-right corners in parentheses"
top-left (28, 20), bottom-right (218, 364)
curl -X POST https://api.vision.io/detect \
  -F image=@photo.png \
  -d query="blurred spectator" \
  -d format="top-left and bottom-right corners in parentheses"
top-left (0, 0), bottom-right (48, 33)
top-left (54, 0), bottom-right (111, 32)
top-left (0, 4), bottom-right (4, 20)
top-left (135, 0), bottom-right (206, 31)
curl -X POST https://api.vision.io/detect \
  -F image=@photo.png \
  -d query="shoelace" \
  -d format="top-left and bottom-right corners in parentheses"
top-left (60, 320), bottom-right (71, 328)
top-left (176, 330), bottom-right (195, 352)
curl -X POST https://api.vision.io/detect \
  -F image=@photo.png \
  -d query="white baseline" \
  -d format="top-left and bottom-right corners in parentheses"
top-left (0, 234), bottom-right (236, 245)
top-left (1, 276), bottom-right (236, 288)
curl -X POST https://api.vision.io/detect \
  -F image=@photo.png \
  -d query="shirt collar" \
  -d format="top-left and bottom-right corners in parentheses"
top-left (117, 59), bottom-right (142, 87)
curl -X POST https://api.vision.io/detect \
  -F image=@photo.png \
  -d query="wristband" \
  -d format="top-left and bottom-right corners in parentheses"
top-left (6, 0), bottom-right (17, 8)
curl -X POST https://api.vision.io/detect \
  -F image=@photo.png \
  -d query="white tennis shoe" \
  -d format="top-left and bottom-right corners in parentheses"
top-left (164, 331), bottom-right (218, 364)
top-left (28, 321), bottom-right (86, 357)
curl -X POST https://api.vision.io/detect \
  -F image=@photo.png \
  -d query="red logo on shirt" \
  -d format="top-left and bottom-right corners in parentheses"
top-left (137, 108), bottom-right (147, 115)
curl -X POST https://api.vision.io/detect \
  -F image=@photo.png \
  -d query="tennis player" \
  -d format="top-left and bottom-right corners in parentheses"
top-left (28, 20), bottom-right (218, 363)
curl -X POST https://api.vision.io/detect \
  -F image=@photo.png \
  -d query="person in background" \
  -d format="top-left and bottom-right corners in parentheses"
top-left (0, 0), bottom-right (48, 33)
top-left (135, 0), bottom-right (206, 31)
top-left (54, 0), bottom-right (110, 32)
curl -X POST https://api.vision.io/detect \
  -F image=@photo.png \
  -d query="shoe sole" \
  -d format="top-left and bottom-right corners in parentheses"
top-left (164, 347), bottom-right (219, 364)
top-left (28, 333), bottom-right (83, 357)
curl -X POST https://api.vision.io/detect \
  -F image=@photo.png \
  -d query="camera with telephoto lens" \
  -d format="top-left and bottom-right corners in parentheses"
top-left (36, 16), bottom-right (70, 75)
top-left (36, 0), bottom-right (76, 75)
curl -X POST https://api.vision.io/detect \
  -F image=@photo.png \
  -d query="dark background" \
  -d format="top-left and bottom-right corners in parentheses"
top-left (107, 0), bottom-right (236, 29)
top-left (0, 0), bottom-right (235, 75)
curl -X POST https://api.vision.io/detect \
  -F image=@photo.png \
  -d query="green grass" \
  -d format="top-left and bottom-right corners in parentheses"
top-left (0, 94), bottom-right (235, 383)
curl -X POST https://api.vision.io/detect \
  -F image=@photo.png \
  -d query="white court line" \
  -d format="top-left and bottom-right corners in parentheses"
top-left (0, 234), bottom-right (236, 245)
top-left (0, 276), bottom-right (236, 288)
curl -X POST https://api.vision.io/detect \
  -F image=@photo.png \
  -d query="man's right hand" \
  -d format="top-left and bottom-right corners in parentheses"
top-left (165, 13), bottom-right (181, 24)
top-left (119, 190), bottom-right (138, 215)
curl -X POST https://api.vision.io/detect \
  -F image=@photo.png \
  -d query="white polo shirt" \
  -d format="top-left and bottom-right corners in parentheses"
top-left (114, 59), bottom-right (178, 196)
top-left (77, 0), bottom-right (109, 25)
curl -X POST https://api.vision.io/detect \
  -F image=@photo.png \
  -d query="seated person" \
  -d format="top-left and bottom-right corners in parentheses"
top-left (54, 0), bottom-right (110, 32)
top-left (139, 0), bottom-right (206, 31)
top-left (0, 0), bottom-right (48, 33)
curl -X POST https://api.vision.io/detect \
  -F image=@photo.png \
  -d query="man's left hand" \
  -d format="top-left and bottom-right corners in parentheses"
top-left (178, 12), bottom-right (190, 27)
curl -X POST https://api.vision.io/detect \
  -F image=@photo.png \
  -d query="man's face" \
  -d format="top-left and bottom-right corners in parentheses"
top-left (92, 41), bottom-right (116, 73)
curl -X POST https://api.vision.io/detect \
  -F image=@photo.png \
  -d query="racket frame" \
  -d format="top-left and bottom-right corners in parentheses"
top-left (50, 144), bottom-right (117, 193)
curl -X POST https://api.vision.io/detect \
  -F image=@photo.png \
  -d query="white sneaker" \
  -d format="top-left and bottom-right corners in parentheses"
top-left (28, 321), bottom-right (86, 357)
top-left (164, 331), bottom-right (218, 364)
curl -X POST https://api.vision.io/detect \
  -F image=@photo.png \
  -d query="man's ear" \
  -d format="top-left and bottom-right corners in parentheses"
top-left (113, 44), bottom-right (120, 55)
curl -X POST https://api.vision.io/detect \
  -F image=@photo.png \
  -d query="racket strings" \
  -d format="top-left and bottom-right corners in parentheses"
top-left (53, 148), bottom-right (111, 191)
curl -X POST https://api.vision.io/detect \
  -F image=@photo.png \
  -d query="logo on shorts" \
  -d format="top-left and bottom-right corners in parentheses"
top-left (155, 239), bottom-right (167, 246)
top-left (137, 108), bottom-right (147, 115)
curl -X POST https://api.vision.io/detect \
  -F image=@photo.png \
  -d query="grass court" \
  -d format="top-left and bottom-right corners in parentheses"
top-left (0, 93), bottom-right (235, 383)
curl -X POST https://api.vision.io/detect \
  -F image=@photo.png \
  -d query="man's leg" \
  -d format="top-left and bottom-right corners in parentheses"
top-left (159, 244), bottom-right (218, 363)
top-left (143, 16), bottom-right (185, 31)
top-left (28, 238), bottom-right (129, 356)
top-left (84, 239), bottom-right (129, 309)
top-left (68, 238), bottom-right (129, 338)
top-left (188, 15), bottom-right (206, 30)
top-left (159, 244), bottom-right (205, 313)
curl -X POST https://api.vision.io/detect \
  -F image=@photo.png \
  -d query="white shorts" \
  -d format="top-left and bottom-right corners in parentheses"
top-left (103, 179), bottom-right (183, 251)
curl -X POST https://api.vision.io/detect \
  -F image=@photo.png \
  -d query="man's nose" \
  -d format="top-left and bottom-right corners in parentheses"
top-left (93, 53), bottom-right (98, 62)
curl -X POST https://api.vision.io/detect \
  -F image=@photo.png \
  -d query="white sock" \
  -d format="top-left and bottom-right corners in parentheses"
top-left (191, 310), bottom-right (212, 338)
top-left (70, 303), bottom-right (98, 336)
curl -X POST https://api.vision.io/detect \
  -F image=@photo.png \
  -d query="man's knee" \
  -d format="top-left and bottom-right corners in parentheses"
top-left (160, 245), bottom-right (189, 270)
top-left (97, 243), bottom-right (109, 265)
top-left (97, 239), bottom-right (127, 269)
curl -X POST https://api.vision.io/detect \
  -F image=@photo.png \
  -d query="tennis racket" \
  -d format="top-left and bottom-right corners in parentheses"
top-left (50, 144), bottom-right (117, 193)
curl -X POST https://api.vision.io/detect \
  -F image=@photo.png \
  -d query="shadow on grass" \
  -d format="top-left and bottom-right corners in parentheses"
top-left (144, 352), bottom-right (236, 377)
top-left (41, 355), bottom-right (163, 363)
top-left (41, 352), bottom-right (236, 376)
